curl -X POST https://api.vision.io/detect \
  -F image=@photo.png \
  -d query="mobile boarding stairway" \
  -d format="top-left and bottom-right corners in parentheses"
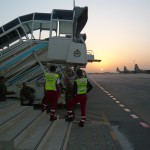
top-left (0, 6), bottom-right (102, 150)
top-left (0, 6), bottom-right (100, 99)
top-left (0, 8), bottom-right (87, 87)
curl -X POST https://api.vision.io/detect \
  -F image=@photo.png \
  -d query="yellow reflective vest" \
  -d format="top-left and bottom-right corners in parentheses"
top-left (45, 73), bottom-right (59, 91)
top-left (75, 78), bottom-right (87, 94)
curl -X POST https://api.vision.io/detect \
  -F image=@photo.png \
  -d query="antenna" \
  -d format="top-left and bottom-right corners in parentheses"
top-left (133, 60), bottom-right (135, 67)
top-left (73, 0), bottom-right (75, 8)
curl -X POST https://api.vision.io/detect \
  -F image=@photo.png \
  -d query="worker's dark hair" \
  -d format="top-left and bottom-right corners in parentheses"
top-left (49, 65), bottom-right (56, 72)
top-left (76, 69), bottom-right (83, 77)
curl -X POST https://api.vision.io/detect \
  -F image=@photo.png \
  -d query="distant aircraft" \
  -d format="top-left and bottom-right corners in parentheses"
top-left (116, 67), bottom-right (124, 73)
top-left (134, 64), bottom-right (150, 74)
top-left (117, 64), bottom-right (150, 74)
top-left (116, 66), bottom-right (135, 73)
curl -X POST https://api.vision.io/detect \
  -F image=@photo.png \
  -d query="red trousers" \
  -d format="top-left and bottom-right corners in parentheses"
top-left (44, 91), bottom-right (59, 110)
top-left (67, 94), bottom-right (87, 117)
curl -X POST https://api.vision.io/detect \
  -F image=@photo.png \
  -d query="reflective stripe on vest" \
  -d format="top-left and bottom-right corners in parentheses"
top-left (75, 78), bottom-right (87, 94)
top-left (45, 73), bottom-right (59, 91)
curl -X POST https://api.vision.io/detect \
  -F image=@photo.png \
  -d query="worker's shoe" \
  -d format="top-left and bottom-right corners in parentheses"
top-left (50, 116), bottom-right (57, 121)
top-left (65, 117), bottom-right (73, 122)
top-left (64, 114), bottom-right (75, 119)
top-left (79, 121), bottom-right (84, 127)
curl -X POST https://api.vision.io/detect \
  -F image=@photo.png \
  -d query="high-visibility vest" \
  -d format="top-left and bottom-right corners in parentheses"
top-left (75, 78), bottom-right (87, 94)
top-left (45, 73), bottom-right (59, 91)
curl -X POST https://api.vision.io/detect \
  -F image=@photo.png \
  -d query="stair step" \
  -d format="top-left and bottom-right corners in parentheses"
top-left (0, 109), bottom-right (41, 141)
top-left (0, 100), bottom-right (19, 111)
top-left (14, 111), bottom-right (46, 147)
top-left (15, 114), bottom-right (53, 149)
top-left (0, 102), bottom-right (20, 116)
top-left (0, 104), bottom-right (73, 150)
top-left (0, 105), bottom-right (31, 126)
top-left (36, 119), bottom-right (72, 150)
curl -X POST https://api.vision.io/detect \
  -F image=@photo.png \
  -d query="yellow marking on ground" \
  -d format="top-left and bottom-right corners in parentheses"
top-left (108, 126), bottom-right (117, 141)
top-left (101, 112), bottom-right (110, 124)
top-left (101, 112), bottom-right (117, 141)
top-left (76, 110), bottom-right (118, 141)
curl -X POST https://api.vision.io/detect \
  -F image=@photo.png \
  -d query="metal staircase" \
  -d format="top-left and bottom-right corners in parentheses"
top-left (0, 5), bottom-right (103, 150)
top-left (0, 100), bottom-right (72, 150)
top-left (0, 6), bottom-right (100, 87)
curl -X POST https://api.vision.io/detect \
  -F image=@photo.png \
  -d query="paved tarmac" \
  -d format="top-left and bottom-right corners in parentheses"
top-left (34, 73), bottom-right (150, 150)
top-left (84, 73), bottom-right (150, 150)
top-left (56, 107), bottom-right (120, 150)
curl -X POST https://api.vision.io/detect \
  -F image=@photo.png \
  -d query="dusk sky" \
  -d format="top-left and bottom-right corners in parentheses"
top-left (0, 0), bottom-right (150, 73)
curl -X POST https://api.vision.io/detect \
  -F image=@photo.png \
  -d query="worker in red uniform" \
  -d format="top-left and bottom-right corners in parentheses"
top-left (65, 69), bottom-right (93, 127)
top-left (42, 65), bottom-right (61, 121)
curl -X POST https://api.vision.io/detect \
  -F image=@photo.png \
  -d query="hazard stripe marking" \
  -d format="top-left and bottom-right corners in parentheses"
top-left (139, 122), bottom-right (150, 128)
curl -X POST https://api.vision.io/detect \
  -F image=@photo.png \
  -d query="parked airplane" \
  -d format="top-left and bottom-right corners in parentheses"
top-left (116, 67), bottom-right (123, 73)
top-left (117, 64), bottom-right (150, 74)
top-left (134, 64), bottom-right (150, 74)
top-left (116, 66), bottom-right (135, 73)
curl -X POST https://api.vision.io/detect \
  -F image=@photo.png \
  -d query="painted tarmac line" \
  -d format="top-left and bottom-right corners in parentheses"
top-left (86, 111), bottom-right (111, 125)
top-left (101, 112), bottom-right (110, 124)
top-left (119, 104), bottom-right (125, 107)
top-left (91, 79), bottom-right (133, 119)
top-left (91, 79), bottom-right (102, 89)
top-left (130, 114), bottom-right (139, 119)
top-left (108, 126), bottom-right (118, 141)
top-left (139, 122), bottom-right (150, 128)
top-left (124, 108), bottom-right (131, 112)
top-left (92, 79), bottom-right (128, 113)
top-left (91, 79), bottom-right (111, 96)
top-left (110, 96), bottom-right (114, 98)
top-left (91, 78), bottom-right (150, 130)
